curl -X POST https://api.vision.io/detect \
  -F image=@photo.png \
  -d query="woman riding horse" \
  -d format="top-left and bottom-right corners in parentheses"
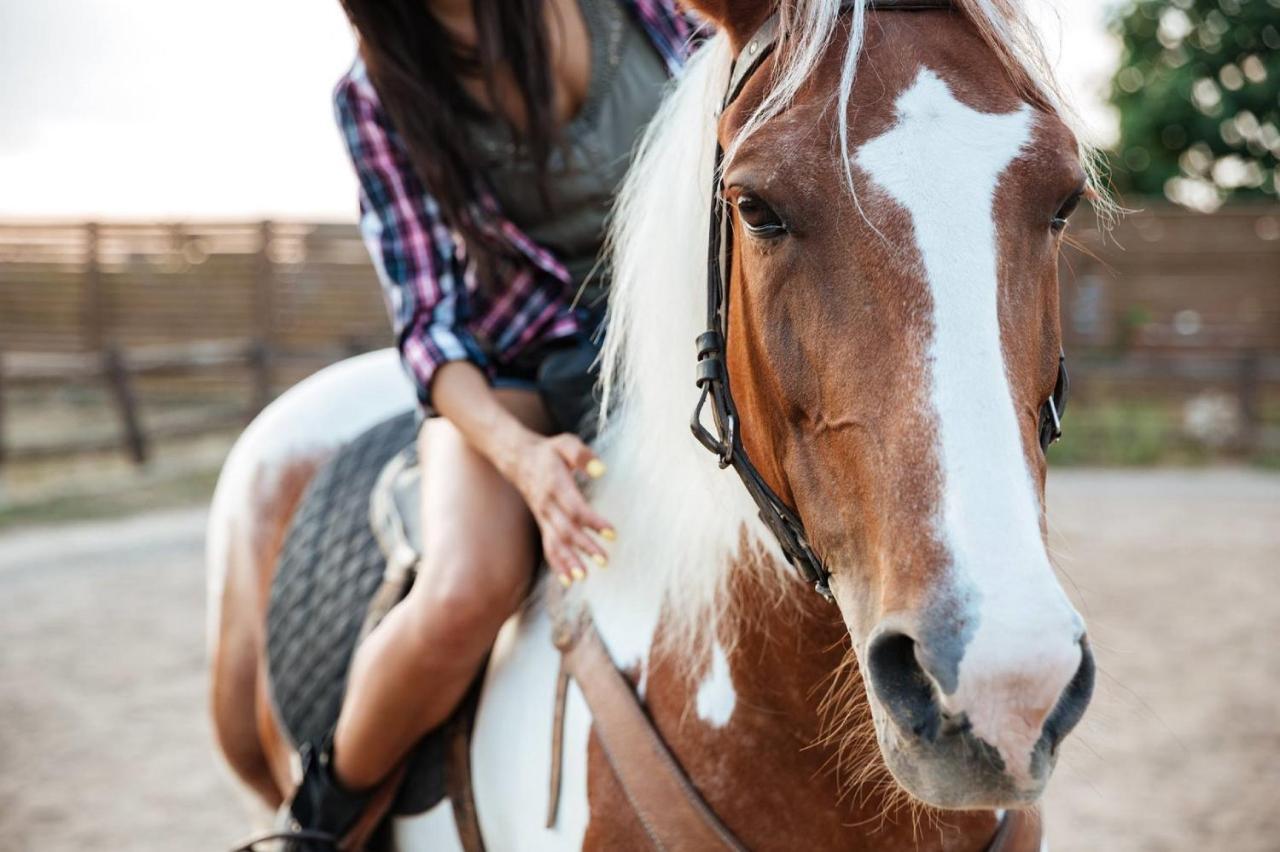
top-left (288, 0), bottom-right (695, 843)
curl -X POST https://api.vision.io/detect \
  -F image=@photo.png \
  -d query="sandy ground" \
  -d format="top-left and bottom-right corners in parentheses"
top-left (1042, 470), bottom-right (1280, 851)
top-left (0, 469), bottom-right (1276, 851)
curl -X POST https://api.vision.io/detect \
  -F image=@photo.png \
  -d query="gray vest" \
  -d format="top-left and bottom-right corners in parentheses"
top-left (468, 0), bottom-right (668, 311)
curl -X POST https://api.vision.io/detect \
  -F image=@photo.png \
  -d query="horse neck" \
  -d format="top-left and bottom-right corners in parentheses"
top-left (639, 558), bottom-right (999, 850)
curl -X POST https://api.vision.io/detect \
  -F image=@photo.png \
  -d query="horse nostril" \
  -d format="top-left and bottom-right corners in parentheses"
top-left (1042, 637), bottom-right (1096, 751)
top-left (867, 631), bottom-right (943, 742)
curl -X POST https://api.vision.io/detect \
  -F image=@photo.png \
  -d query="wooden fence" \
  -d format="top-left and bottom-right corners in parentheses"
top-left (1059, 203), bottom-right (1280, 353)
top-left (0, 205), bottom-right (1277, 465)
top-left (0, 220), bottom-right (388, 355)
top-left (0, 220), bottom-right (390, 464)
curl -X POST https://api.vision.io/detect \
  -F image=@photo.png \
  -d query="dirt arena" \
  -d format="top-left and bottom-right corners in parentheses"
top-left (0, 468), bottom-right (1276, 851)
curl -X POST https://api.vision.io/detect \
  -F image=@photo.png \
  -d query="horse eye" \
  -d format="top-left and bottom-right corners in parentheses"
top-left (737, 194), bottom-right (787, 238)
top-left (1051, 189), bottom-right (1084, 233)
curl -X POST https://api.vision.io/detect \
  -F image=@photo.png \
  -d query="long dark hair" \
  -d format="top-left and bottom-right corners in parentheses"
top-left (340, 0), bottom-right (558, 274)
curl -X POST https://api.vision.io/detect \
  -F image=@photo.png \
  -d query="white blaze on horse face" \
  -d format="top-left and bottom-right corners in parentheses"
top-left (854, 69), bottom-right (1083, 779)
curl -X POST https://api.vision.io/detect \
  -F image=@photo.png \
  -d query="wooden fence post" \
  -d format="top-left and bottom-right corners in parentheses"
top-left (1238, 349), bottom-right (1260, 455)
top-left (103, 345), bottom-right (148, 465)
top-left (250, 220), bottom-right (276, 414)
top-left (83, 222), bottom-right (104, 353)
top-left (0, 351), bottom-right (7, 469)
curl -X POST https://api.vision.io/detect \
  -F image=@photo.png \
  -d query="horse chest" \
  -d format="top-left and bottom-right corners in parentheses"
top-left (579, 617), bottom-right (999, 851)
top-left (394, 582), bottom-right (994, 852)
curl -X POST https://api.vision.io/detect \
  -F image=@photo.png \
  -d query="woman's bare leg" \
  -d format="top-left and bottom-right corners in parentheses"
top-left (331, 389), bottom-right (551, 790)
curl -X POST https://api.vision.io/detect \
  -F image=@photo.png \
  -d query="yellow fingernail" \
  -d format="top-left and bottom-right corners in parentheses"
top-left (600, 528), bottom-right (617, 542)
top-left (571, 567), bottom-right (586, 582)
top-left (558, 573), bottom-right (572, 588)
top-left (586, 459), bottom-right (606, 479)
top-left (592, 553), bottom-right (607, 568)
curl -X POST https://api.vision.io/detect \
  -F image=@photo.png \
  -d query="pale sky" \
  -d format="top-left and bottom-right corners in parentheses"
top-left (0, 0), bottom-right (1121, 221)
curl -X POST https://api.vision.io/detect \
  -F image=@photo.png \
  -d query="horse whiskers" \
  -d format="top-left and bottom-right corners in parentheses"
top-left (813, 655), bottom-right (894, 800)
top-left (811, 648), bottom-right (949, 840)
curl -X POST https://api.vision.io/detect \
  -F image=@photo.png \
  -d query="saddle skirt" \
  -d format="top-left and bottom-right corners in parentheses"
top-left (266, 411), bottom-right (452, 818)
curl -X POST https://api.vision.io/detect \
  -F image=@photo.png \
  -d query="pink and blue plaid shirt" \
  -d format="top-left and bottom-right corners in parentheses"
top-left (334, 0), bottom-right (697, 409)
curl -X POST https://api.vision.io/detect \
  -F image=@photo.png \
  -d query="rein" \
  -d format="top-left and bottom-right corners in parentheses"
top-left (691, 0), bottom-right (1069, 602)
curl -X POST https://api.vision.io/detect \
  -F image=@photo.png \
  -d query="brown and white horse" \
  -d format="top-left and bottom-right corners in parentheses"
top-left (209, 1), bottom-right (1104, 848)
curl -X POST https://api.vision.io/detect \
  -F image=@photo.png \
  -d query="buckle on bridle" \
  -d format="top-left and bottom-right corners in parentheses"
top-left (1044, 395), bottom-right (1062, 445)
top-left (691, 384), bottom-right (737, 468)
top-left (692, 334), bottom-right (738, 467)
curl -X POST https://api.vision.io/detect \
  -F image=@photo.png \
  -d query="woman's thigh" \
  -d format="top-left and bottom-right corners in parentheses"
top-left (410, 389), bottom-right (551, 639)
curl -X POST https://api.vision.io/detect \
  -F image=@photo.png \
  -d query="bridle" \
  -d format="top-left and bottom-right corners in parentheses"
top-left (691, 0), bottom-right (1070, 602)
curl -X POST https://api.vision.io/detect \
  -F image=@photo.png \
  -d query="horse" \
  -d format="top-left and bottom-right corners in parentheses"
top-left (209, 0), bottom-right (1105, 848)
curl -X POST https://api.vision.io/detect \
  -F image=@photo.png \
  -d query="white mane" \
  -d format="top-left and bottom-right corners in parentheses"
top-left (590, 1), bottom-right (1109, 664)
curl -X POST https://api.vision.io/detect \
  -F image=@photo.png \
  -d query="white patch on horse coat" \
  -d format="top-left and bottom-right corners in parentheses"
top-left (395, 799), bottom-right (463, 851)
top-left (466, 604), bottom-right (593, 850)
top-left (696, 642), bottom-right (737, 728)
top-left (855, 70), bottom-right (1083, 779)
top-left (205, 349), bottom-right (415, 653)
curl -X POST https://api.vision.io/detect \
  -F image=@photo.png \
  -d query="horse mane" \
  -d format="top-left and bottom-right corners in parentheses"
top-left (595, 1), bottom-right (1109, 665)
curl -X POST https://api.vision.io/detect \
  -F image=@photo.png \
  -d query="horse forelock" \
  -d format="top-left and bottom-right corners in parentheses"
top-left (720, 0), bottom-right (1112, 221)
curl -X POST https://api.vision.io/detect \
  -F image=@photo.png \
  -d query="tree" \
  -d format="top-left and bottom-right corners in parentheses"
top-left (1108, 0), bottom-right (1280, 210)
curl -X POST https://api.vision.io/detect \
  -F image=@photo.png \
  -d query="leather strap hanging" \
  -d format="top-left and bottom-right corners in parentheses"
top-left (546, 611), bottom-right (749, 851)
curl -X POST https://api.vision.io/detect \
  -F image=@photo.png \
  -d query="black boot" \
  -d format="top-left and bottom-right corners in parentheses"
top-left (279, 734), bottom-right (374, 851)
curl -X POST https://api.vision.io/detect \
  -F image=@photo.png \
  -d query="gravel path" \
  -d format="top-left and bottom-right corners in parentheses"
top-left (0, 470), bottom-right (1276, 851)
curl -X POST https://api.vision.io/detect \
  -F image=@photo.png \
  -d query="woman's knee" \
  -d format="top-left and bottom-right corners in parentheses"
top-left (400, 548), bottom-right (529, 655)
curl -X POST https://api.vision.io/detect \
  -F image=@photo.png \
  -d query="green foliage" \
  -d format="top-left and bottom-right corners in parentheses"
top-left (1108, 0), bottom-right (1280, 209)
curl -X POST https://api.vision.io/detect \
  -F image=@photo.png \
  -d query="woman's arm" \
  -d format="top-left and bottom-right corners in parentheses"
top-left (335, 66), bottom-right (611, 581)
top-left (335, 66), bottom-right (491, 409)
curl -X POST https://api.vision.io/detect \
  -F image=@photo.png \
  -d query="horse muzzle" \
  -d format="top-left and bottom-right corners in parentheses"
top-left (862, 621), bottom-right (1096, 809)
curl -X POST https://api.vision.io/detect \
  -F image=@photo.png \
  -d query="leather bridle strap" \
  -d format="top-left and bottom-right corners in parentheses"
top-left (1038, 351), bottom-right (1069, 451)
top-left (692, 0), bottom-right (1068, 603)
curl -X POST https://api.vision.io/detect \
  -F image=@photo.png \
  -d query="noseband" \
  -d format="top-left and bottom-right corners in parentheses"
top-left (691, 0), bottom-right (1070, 602)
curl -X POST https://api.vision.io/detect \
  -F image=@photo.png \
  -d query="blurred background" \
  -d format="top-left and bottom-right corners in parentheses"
top-left (0, 1), bottom-right (1276, 850)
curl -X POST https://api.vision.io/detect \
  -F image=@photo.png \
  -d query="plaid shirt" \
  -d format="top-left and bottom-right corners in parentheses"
top-left (334, 0), bottom-right (697, 409)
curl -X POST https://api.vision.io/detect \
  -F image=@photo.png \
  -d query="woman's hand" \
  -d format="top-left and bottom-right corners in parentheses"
top-left (431, 361), bottom-right (614, 586)
top-left (502, 431), bottom-right (615, 585)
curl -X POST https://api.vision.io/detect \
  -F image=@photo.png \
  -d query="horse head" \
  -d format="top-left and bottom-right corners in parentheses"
top-left (680, 0), bottom-right (1097, 810)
